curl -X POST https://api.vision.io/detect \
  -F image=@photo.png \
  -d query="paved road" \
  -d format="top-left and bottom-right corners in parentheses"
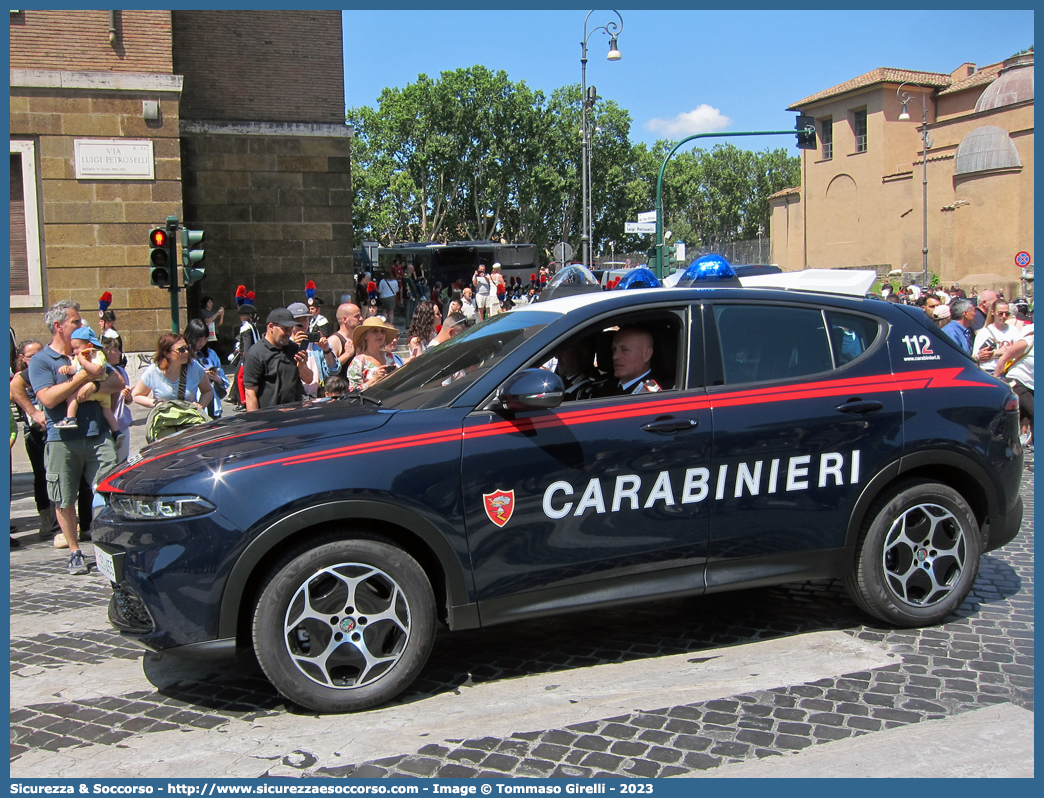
top-left (8, 411), bottom-right (1034, 778)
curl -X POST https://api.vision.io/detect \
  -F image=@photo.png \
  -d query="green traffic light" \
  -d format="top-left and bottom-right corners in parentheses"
top-left (181, 227), bottom-right (206, 284)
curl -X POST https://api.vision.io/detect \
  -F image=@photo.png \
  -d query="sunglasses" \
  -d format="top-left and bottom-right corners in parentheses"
top-left (171, 346), bottom-right (190, 354)
top-left (995, 311), bottom-right (1010, 317)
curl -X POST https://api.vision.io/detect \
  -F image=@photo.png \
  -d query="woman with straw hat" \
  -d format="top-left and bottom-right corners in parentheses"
top-left (347, 316), bottom-right (398, 391)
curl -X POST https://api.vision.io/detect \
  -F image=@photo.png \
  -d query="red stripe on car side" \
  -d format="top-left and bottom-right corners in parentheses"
top-left (97, 429), bottom-right (279, 493)
top-left (105, 367), bottom-right (990, 482)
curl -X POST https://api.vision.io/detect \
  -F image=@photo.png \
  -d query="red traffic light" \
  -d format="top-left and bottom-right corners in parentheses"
top-left (150, 228), bottom-right (168, 248)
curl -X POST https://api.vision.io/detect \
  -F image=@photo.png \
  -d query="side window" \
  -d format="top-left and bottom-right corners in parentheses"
top-left (542, 311), bottom-right (686, 400)
top-left (826, 311), bottom-right (880, 366)
top-left (712, 305), bottom-right (832, 385)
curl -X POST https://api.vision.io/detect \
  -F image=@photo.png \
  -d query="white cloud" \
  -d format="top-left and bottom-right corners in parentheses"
top-left (646, 104), bottom-right (731, 137)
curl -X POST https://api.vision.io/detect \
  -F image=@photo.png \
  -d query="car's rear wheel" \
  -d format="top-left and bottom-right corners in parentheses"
top-left (252, 536), bottom-right (435, 713)
top-left (846, 480), bottom-right (981, 627)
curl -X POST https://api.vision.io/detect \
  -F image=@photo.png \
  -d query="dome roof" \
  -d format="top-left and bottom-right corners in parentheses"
top-left (955, 126), bottom-right (1022, 174)
top-left (975, 53), bottom-right (1034, 112)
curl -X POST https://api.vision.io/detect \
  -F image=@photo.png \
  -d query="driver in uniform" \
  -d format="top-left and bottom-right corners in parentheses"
top-left (594, 326), bottom-right (661, 396)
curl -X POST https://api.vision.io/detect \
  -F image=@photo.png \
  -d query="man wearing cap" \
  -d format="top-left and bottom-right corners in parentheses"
top-left (28, 300), bottom-right (124, 575)
top-left (931, 304), bottom-right (952, 328)
top-left (289, 302), bottom-right (338, 395)
top-left (242, 308), bottom-right (314, 411)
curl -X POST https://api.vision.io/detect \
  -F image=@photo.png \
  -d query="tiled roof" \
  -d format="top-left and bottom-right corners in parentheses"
top-left (788, 68), bottom-right (952, 110)
top-left (767, 186), bottom-right (800, 200)
top-left (939, 62), bottom-right (1003, 96)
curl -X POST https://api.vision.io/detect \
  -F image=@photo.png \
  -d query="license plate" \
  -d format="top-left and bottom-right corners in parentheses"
top-left (94, 545), bottom-right (117, 584)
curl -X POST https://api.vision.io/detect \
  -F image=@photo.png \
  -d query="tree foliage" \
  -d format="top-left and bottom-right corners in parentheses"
top-left (349, 68), bottom-right (799, 261)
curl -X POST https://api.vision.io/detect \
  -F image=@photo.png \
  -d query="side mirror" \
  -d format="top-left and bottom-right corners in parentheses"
top-left (496, 369), bottom-right (564, 411)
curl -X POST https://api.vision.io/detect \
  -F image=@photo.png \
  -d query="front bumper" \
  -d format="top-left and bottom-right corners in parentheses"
top-left (92, 506), bottom-right (248, 651)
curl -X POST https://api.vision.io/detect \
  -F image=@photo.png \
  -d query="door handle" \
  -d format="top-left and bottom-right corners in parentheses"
top-left (641, 417), bottom-right (700, 434)
top-left (835, 399), bottom-right (884, 415)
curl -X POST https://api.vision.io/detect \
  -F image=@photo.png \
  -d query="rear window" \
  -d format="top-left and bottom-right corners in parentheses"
top-left (710, 304), bottom-right (877, 385)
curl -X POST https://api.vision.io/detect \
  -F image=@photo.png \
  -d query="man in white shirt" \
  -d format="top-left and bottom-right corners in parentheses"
top-left (473, 264), bottom-right (493, 320)
top-left (460, 286), bottom-right (478, 324)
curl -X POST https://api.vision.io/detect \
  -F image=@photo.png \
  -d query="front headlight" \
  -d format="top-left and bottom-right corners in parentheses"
top-left (109, 494), bottom-right (216, 521)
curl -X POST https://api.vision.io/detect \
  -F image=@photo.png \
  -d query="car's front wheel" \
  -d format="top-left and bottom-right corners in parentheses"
top-left (846, 480), bottom-right (981, 627)
top-left (252, 536), bottom-right (435, 713)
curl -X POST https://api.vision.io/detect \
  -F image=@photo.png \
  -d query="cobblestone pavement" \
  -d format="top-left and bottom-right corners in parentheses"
top-left (9, 469), bottom-right (1033, 778)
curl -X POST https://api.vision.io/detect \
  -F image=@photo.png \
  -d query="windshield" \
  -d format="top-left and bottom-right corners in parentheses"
top-left (366, 309), bottom-right (557, 409)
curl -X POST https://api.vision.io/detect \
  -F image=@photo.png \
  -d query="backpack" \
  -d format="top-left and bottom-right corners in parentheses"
top-left (145, 401), bottom-right (209, 444)
top-left (144, 366), bottom-right (209, 443)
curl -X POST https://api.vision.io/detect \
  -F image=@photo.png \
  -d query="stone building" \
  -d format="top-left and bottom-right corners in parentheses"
top-left (769, 53), bottom-right (1033, 296)
top-left (10, 9), bottom-right (352, 353)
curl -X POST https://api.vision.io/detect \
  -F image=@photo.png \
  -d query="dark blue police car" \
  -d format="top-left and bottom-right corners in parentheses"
top-left (93, 275), bottom-right (1024, 713)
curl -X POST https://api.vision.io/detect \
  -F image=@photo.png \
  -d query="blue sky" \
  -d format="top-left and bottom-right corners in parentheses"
top-left (342, 8), bottom-right (1033, 153)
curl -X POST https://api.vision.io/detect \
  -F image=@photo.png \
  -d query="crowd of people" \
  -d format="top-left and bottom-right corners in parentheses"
top-left (9, 272), bottom-right (1033, 570)
top-left (883, 283), bottom-right (1034, 448)
top-left (351, 258), bottom-right (552, 331)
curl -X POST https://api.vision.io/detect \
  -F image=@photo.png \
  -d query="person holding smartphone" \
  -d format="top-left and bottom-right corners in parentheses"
top-left (289, 302), bottom-right (337, 396)
top-left (973, 300), bottom-right (1019, 376)
top-left (183, 319), bottom-right (228, 419)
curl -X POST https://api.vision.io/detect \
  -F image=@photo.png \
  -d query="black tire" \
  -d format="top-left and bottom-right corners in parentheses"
top-left (252, 536), bottom-right (435, 713)
top-left (845, 479), bottom-right (981, 627)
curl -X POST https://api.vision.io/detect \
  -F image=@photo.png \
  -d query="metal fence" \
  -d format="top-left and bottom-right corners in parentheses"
top-left (686, 237), bottom-right (773, 266)
top-left (593, 237), bottom-right (773, 269)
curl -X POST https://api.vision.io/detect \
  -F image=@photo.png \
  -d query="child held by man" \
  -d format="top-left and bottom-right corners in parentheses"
top-left (54, 327), bottom-right (123, 448)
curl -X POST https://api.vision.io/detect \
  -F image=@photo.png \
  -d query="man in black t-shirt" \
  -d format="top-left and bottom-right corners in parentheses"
top-left (242, 308), bottom-right (314, 411)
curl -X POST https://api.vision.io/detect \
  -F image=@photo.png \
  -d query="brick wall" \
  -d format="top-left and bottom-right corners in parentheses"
top-left (172, 11), bottom-right (345, 124)
top-left (180, 128), bottom-right (353, 352)
top-left (10, 88), bottom-right (185, 352)
top-left (9, 9), bottom-right (173, 74)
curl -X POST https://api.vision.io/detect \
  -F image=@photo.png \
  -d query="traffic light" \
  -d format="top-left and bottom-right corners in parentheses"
top-left (181, 227), bottom-right (205, 285)
top-left (149, 227), bottom-right (173, 287)
top-left (795, 115), bottom-right (817, 149)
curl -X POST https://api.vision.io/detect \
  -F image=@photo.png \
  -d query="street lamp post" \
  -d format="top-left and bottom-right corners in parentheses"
top-left (653, 128), bottom-right (809, 278)
top-left (580, 10), bottom-right (622, 270)
top-left (897, 83), bottom-right (933, 289)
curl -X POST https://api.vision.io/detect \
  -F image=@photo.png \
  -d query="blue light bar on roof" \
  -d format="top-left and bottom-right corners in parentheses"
top-left (683, 253), bottom-right (736, 283)
top-left (614, 267), bottom-right (661, 290)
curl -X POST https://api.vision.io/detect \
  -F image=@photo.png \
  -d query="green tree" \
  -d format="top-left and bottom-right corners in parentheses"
top-left (642, 143), bottom-right (798, 251)
top-left (350, 71), bottom-right (799, 262)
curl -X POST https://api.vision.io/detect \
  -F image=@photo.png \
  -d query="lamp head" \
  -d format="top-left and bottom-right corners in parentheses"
top-left (898, 102), bottom-right (910, 121)
top-left (606, 35), bottom-right (621, 61)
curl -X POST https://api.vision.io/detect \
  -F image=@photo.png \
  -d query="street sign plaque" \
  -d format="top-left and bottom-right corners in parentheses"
top-left (625, 222), bottom-right (656, 234)
top-left (637, 211), bottom-right (657, 224)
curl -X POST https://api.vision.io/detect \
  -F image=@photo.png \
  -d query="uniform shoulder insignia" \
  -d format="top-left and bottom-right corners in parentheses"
top-left (639, 378), bottom-right (661, 393)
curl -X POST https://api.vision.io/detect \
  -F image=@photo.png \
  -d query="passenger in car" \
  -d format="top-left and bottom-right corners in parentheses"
top-left (593, 326), bottom-right (661, 397)
top-left (553, 337), bottom-right (598, 401)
